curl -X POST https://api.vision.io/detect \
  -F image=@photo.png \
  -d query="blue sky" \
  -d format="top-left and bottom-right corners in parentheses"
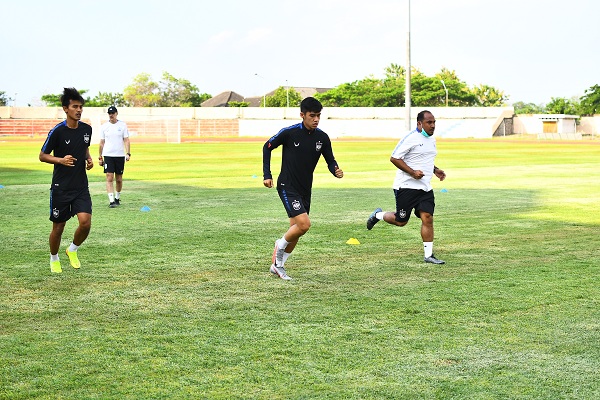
top-left (2, 0), bottom-right (599, 106)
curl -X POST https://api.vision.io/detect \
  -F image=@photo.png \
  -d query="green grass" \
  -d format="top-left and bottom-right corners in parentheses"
top-left (1, 139), bottom-right (599, 399)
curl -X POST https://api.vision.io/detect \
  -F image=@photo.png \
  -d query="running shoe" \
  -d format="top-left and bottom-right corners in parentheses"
top-left (65, 249), bottom-right (81, 269)
top-left (270, 264), bottom-right (292, 280)
top-left (366, 208), bottom-right (382, 230)
top-left (424, 255), bottom-right (445, 264)
top-left (50, 260), bottom-right (62, 274)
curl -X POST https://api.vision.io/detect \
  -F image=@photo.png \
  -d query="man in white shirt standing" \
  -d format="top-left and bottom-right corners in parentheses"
top-left (366, 110), bottom-right (447, 264)
top-left (98, 106), bottom-right (131, 208)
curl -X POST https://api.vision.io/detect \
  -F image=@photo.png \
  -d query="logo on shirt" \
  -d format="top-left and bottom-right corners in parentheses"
top-left (294, 142), bottom-right (300, 147)
top-left (292, 200), bottom-right (301, 211)
top-left (315, 141), bottom-right (322, 152)
top-left (52, 208), bottom-right (60, 218)
top-left (84, 133), bottom-right (90, 144)
top-left (65, 140), bottom-right (71, 144)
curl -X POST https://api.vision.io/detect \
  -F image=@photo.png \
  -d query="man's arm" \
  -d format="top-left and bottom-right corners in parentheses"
top-left (39, 151), bottom-right (76, 167)
top-left (98, 139), bottom-right (105, 166)
top-left (124, 137), bottom-right (131, 161)
top-left (390, 156), bottom-right (424, 180)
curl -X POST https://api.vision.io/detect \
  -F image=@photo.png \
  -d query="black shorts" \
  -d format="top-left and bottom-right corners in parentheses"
top-left (49, 188), bottom-right (92, 223)
top-left (393, 188), bottom-right (435, 222)
top-left (103, 156), bottom-right (125, 174)
top-left (277, 187), bottom-right (311, 217)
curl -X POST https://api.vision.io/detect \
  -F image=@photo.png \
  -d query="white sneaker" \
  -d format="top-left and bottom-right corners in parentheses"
top-left (270, 264), bottom-right (292, 280)
top-left (271, 240), bottom-right (285, 267)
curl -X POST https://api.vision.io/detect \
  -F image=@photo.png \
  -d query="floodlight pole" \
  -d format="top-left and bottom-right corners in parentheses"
top-left (286, 79), bottom-right (289, 108)
top-left (254, 73), bottom-right (266, 107)
top-left (441, 80), bottom-right (448, 107)
top-left (404, 0), bottom-right (411, 131)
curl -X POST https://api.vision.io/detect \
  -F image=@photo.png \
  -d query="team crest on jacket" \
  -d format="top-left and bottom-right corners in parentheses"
top-left (292, 200), bottom-right (301, 211)
top-left (52, 208), bottom-right (60, 218)
top-left (84, 133), bottom-right (90, 144)
top-left (315, 141), bottom-right (322, 151)
top-left (399, 209), bottom-right (407, 219)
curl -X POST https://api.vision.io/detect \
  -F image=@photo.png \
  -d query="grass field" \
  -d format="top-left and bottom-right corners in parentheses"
top-left (1, 138), bottom-right (599, 399)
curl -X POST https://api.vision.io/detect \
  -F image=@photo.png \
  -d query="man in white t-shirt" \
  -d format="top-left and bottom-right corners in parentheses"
top-left (98, 106), bottom-right (131, 208)
top-left (366, 110), bottom-right (447, 264)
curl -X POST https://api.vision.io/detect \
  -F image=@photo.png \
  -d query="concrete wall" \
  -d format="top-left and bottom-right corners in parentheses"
top-left (2, 106), bottom-right (599, 141)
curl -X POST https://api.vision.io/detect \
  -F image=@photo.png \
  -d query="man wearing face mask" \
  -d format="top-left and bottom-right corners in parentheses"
top-left (366, 110), bottom-right (447, 265)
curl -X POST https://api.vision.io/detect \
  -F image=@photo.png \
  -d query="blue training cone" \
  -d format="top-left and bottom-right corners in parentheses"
top-left (140, 206), bottom-right (151, 212)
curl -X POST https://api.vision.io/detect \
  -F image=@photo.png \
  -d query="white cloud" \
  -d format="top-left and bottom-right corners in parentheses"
top-left (243, 28), bottom-right (272, 44)
top-left (208, 30), bottom-right (235, 45)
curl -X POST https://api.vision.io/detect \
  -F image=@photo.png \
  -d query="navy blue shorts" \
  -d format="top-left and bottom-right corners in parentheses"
top-left (393, 188), bottom-right (435, 222)
top-left (277, 187), bottom-right (311, 217)
top-left (49, 188), bottom-right (92, 223)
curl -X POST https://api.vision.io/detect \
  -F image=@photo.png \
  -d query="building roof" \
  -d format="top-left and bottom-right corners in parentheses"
top-left (201, 91), bottom-right (245, 107)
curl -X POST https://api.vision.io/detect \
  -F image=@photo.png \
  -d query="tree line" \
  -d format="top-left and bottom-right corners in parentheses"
top-left (2, 65), bottom-right (598, 115)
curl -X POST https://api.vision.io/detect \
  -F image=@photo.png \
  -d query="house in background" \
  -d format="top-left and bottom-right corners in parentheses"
top-left (200, 91), bottom-right (245, 107)
top-left (202, 87), bottom-right (332, 107)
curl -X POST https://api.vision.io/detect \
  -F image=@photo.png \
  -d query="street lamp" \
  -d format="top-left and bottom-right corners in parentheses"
top-left (285, 79), bottom-right (289, 108)
top-left (254, 73), bottom-right (266, 107)
top-left (440, 80), bottom-right (448, 107)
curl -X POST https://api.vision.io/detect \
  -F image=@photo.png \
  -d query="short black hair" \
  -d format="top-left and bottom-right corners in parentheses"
top-left (61, 87), bottom-right (85, 107)
top-left (300, 97), bottom-right (323, 113)
top-left (417, 110), bottom-right (432, 122)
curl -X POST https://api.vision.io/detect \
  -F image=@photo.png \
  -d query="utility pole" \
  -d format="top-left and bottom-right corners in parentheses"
top-left (404, 0), bottom-right (411, 131)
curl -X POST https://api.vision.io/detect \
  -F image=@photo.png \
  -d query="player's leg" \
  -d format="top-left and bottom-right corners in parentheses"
top-left (48, 189), bottom-right (70, 273)
top-left (113, 157), bottom-right (125, 205)
top-left (104, 156), bottom-right (116, 206)
top-left (416, 192), bottom-right (444, 264)
top-left (271, 190), bottom-right (309, 280)
top-left (65, 190), bottom-right (93, 269)
top-left (367, 189), bottom-right (410, 229)
top-left (114, 173), bottom-right (123, 204)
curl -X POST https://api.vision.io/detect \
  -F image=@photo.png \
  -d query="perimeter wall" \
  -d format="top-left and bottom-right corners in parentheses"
top-left (1, 106), bottom-right (598, 143)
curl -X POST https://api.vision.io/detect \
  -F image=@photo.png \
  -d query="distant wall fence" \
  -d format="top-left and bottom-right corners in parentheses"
top-left (1, 106), bottom-right (598, 142)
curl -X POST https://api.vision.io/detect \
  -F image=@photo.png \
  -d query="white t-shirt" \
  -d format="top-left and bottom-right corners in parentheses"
top-left (100, 120), bottom-right (129, 156)
top-left (391, 128), bottom-right (438, 191)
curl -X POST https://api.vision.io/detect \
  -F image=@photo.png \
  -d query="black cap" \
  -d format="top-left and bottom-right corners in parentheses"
top-left (107, 106), bottom-right (117, 114)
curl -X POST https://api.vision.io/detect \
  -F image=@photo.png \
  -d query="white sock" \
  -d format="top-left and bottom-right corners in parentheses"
top-left (69, 243), bottom-right (79, 252)
top-left (108, 193), bottom-right (115, 202)
top-left (423, 242), bottom-right (433, 258)
top-left (278, 237), bottom-right (289, 250)
top-left (50, 254), bottom-right (59, 262)
top-left (115, 192), bottom-right (121, 200)
top-left (283, 252), bottom-right (291, 264)
top-left (375, 212), bottom-right (385, 220)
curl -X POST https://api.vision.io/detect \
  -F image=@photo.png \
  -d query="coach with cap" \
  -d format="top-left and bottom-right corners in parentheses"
top-left (98, 106), bottom-right (131, 208)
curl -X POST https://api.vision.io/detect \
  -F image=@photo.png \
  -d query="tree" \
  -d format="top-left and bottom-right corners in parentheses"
top-left (579, 84), bottom-right (600, 116)
top-left (0, 91), bottom-right (9, 106)
top-left (471, 84), bottom-right (508, 107)
top-left (227, 101), bottom-right (250, 107)
top-left (123, 73), bottom-right (161, 107)
top-left (545, 97), bottom-right (579, 115)
top-left (86, 92), bottom-right (129, 107)
top-left (158, 72), bottom-right (211, 107)
top-left (264, 86), bottom-right (303, 107)
top-left (513, 101), bottom-right (545, 114)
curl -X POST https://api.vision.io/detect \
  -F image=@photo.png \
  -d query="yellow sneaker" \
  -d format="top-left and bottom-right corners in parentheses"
top-left (65, 249), bottom-right (81, 269)
top-left (50, 260), bottom-right (62, 274)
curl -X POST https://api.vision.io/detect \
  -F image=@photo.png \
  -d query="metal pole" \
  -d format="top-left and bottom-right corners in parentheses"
top-left (404, 0), bottom-right (411, 131)
top-left (441, 80), bottom-right (448, 107)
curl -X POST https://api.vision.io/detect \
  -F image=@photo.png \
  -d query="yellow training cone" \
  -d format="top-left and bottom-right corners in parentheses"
top-left (346, 238), bottom-right (360, 245)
